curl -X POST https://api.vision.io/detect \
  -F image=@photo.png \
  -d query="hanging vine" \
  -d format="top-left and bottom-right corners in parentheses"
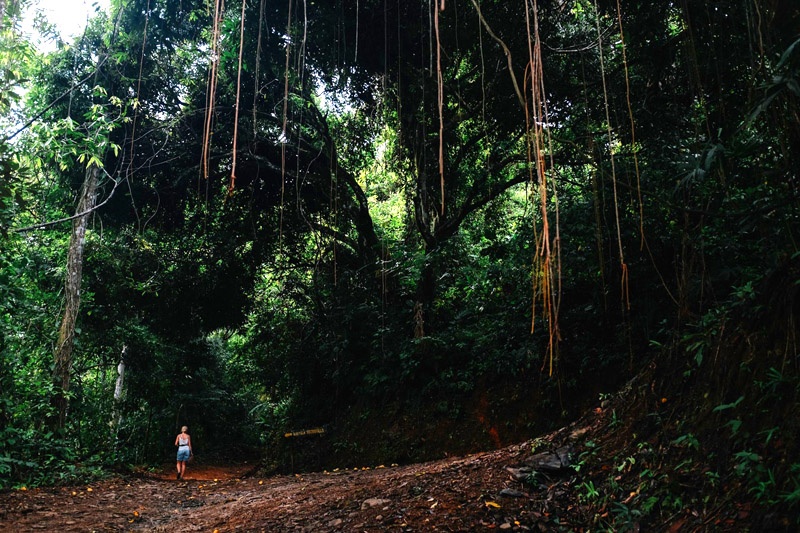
top-left (252, 0), bottom-right (266, 138)
top-left (229, 0), bottom-right (247, 195)
top-left (294, 0), bottom-right (308, 210)
top-left (470, 0), bottom-right (525, 108)
top-left (279, 0), bottom-right (294, 240)
top-left (124, 0), bottom-right (150, 230)
top-left (434, 0), bottom-right (445, 215)
top-left (594, 0), bottom-right (629, 310)
top-left (201, 0), bottom-right (224, 184)
top-left (524, 0), bottom-right (561, 375)
top-left (615, 0), bottom-right (644, 250)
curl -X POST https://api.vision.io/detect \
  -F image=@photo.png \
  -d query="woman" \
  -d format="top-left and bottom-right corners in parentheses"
top-left (174, 426), bottom-right (193, 479)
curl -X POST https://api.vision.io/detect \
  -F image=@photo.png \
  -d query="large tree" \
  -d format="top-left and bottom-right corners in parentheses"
top-left (3, 0), bottom-right (799, 475)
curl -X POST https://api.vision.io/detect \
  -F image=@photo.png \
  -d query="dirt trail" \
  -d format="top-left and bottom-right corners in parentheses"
top-left (0, 447), bottom-right (536, 532)
top-left (0, 402), bottom-right (768, 532)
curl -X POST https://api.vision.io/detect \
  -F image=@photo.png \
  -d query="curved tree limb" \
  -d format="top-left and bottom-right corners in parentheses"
top-left (469, 0), bottom-right (525, 109)
top-left (13, 170), bottom-right (122, 233)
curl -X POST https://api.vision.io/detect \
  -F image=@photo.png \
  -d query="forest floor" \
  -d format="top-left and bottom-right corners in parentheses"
top-left (2, 374), bottom-right (792, 533)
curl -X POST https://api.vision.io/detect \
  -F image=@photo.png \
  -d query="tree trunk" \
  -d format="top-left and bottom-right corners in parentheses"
top-left (111, 344), bottom-right (127, 448)
top-left (50, 163), bottom-right (101, 432)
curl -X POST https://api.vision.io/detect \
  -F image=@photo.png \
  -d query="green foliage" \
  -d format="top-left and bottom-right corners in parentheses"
top-left (0, 0), bottom-right (797, 506)
top-left (27, 88), bottom-right (125, 172)
top-left (578, 480), bottom-right (601, 502)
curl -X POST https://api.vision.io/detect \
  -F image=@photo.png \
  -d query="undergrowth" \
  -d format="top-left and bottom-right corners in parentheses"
top-left (560, 258), bottom-right (800, 530)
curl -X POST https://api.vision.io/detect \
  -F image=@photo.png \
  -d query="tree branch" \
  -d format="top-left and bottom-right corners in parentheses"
top-left (469, 0), bottom-right (525, 109)
top-left (4, 55), bottom-right (110, 142)
top-left (13, 170), bottom-right (122, 233)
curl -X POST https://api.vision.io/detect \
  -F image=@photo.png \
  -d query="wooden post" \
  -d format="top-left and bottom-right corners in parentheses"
top-left (283, 428), bottom-right (325, 472)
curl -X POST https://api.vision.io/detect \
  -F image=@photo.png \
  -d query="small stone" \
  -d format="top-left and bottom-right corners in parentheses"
top-left (499, 523), bottom-right (513, 530)
top-left (524, 445), bottom-right (574, 472)
top-left (327, 518), bottom-right (343, 528)
top-left (499, 488), bottom-right (526, 498)
top-left (361, 498), bottom-right (391, 510)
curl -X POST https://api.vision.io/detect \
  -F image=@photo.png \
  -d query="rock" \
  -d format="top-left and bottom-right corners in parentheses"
top-left (505, 466), bottom-right (533, 481)
top-left (361, 498), bottom-right (390, 510)
top-left (327, 518), bottom-right (343, 528)
top-left (499, 523), bottom-right (513, 530)
top-left (499, 488), bottom-right (526, 498)
top-left (523, 445), bottom-right (574, 473)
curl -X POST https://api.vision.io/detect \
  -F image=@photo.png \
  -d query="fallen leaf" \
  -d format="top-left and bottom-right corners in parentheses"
top-left (485, 501), bottom-right (501, 509)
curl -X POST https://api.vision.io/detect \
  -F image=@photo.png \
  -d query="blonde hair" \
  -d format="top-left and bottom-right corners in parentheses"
top-left (181, 426), bottom-right (188, 433)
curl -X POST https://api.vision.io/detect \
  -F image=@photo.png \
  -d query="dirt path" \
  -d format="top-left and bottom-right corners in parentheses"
top-left (0, 402), bottom-right (765, 532)
top-left (0, 446), bottom-right (541, 532)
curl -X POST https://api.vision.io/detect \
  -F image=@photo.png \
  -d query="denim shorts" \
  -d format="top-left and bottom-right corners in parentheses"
top-left (177, 446), bottom-right (190, 461)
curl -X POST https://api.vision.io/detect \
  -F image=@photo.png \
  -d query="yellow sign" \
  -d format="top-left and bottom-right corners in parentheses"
top-left (284, 427), bottom-right (325, 438)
